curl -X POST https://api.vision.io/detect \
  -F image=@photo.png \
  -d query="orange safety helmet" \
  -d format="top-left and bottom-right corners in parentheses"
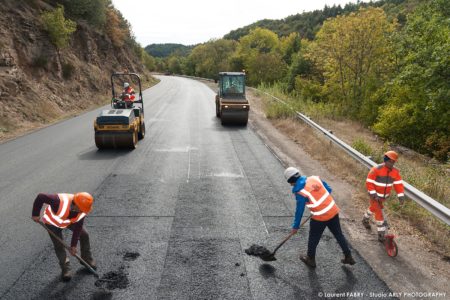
top-left (384, 151), bottom-right (398, 162)
top-left (73, 192), bottom-right (94, 214)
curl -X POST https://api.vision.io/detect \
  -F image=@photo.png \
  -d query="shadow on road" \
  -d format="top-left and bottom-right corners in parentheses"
top-left (34, 268), bottom-right (90, 300)
top-left (77, 148), bottom-right (131, 160)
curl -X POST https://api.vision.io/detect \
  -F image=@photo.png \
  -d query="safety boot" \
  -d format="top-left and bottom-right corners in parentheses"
top-left (61, 262), bottom-right (72, 282)
top-left (300, 255), bottom-right (316, 268)
top-left (341, 254), bottom-right (356, 265)
top-left (378, 232), bottom-right (386, 242)
top-left (362, 218), bottom-right (371, 230)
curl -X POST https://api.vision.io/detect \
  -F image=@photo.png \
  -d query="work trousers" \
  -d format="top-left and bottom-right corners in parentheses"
top-left (364, 198), bottom-right (386, 232)
top-left (307, 214), bottom-right (351, 258)
top-left (45, 224), bottom-right (93, 270)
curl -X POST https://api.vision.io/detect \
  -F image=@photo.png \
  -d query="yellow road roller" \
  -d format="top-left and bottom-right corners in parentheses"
top-left (215, 72), bottom-right (249, 126)
top-left (94, 72), bottom-right (145, 149)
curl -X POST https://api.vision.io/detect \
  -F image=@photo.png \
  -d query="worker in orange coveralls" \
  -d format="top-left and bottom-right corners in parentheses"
top-left (362, 151), bottom-right (405, 241)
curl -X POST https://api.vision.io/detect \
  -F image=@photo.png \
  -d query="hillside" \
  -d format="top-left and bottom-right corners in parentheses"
top-left (0, 0), bottom-right (155, 142)
top-left (145, 43), bottom-right (193, 58)
top-left (224, 0), bottom-right (424, 40)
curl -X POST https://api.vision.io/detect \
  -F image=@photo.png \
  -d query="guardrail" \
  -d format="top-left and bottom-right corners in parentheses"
top-left (171, 74), bottom-right (450, 225)
top-left (254, 89), bottom-right (450, 226)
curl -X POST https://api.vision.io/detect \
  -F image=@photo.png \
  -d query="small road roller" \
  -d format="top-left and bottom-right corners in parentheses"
top-left (94, 72), bottom-right (145, 149)
top-left (215, 72), bottom-right (249, 126)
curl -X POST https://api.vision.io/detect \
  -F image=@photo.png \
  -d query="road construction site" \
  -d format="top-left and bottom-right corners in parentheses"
top-left (0, 76), bottom-right (427, 299)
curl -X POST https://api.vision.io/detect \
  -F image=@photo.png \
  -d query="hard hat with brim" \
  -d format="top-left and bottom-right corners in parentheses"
top-left (284, 167), bottom-right (300, 182)
top-left (384, 151), bottom-right (398, 162)
top-left (73, 192), bottom-right (94, 214)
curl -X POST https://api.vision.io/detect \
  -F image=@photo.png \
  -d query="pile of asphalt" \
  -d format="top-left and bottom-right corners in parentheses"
top-left (95, 266), bottom-right (129, 290)
top-left (245, 244), bottom-right (272, 258)
top-left (123, 252), bottom-right (140, 261)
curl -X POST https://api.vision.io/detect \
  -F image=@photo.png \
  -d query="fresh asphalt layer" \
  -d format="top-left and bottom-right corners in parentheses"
top-left (0, 76), bottom-right (394, 299)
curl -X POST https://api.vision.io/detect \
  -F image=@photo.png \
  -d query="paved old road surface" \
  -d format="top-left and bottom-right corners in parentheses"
top-left (0, 76), bottom-right (393, 299)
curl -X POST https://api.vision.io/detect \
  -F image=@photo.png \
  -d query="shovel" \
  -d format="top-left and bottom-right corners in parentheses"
top-left (246, 215), bottom-right (312, 261)
top-left (261, 215), bottom-right (312, 261)
top-left (37, 221), bottom-right (109, 280)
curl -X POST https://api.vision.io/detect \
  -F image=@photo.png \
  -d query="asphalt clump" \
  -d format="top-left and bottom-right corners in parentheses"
top-left (244, 244), bottom-right (271, 258)
top-left (95, 267), bottom-right (129, 290)
top-left (123, 252), bottom-right (140, 261)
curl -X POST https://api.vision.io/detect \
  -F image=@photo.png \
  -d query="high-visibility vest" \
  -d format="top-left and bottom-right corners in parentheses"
top-left (42, 193), bottom-right (86, 228)
top-left (366, 164), bottom-right (404, 199)
top-left (298, 176), bottom-right (340, 221)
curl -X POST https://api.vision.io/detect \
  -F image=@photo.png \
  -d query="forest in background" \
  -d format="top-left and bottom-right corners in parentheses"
top-left (148, 0), bottom-right (449, 162)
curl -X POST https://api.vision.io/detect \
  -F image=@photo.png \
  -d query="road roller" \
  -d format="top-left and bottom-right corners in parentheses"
top-left (94, 72), bottom-right (145, 149)
top-left (215, 72), bottom-right (249, 126)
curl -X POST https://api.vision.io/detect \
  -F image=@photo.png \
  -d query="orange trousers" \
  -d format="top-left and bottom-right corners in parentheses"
top-left (367, 198), bottom-right (384, 222)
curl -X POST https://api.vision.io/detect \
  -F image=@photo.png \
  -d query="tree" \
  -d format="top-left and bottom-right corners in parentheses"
top-left (236, 28), bottom-right (286, 85)
top-left (187, 39), bottom-right (237, 79)
top-left (307, 7), bottom-right (396, 118)
top-left (373, 0), bottom-right (450, 160)
top-left (41, 5), bottom-right (76, 50)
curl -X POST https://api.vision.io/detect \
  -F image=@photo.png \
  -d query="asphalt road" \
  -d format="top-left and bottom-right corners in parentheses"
top-left (0, 76), bottom-right (393, 299)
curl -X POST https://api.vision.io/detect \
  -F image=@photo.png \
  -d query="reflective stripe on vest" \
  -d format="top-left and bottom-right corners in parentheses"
top-left (43, 193), bottom-right (85, 228)
top-left (299, 176), bottom-right (339, 221)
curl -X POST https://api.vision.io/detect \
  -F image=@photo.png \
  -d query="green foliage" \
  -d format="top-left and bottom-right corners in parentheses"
top-left (265, 102), bottom-right (294, 119)
top-left (142, 51), bottom-right (156, 71)
top-left (309, 7), bottom-right (396, 117)
top-left (41, 5), bottom-right (77, 49)
top-left (373, 0), bottom-right (450, 161)
top-left (351, 138), bottom-right (374, 156)
top-left (59, 0), bottom-right (108, 28)
top-left (224, 0), bottom-right (409, 41)
top-left (236, 28), bottom-right (287, 85)
top-left (186, 39), bottom-right (237, 79)
top-left (145, 44), bottom-right (193, 58)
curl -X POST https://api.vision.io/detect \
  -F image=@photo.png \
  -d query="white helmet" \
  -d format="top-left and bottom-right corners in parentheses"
top-left (284, 167), bottom-right (300, 181)
top-left (124, 82), bottom-right (130, 88)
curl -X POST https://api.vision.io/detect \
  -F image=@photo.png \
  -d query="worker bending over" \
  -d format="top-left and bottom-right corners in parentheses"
top-left (285, 167), bottom-right (355, 268)
top-left (31, 192), bottom-right (96, 281)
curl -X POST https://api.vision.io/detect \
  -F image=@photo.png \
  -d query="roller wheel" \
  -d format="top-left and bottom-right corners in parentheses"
top-left (128, 131), bottom-right (138, 149)
top-left (95, 133), bottom-right (104, 149)
top-left (216, 102), bottom-right (220, 118)
top-left (138, 121), bottom-right (145, 140)
top-left (384, 235), bottom-right (398, 257)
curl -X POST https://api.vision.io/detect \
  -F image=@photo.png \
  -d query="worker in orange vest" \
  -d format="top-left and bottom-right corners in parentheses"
top-left (285, 167), bottom-right (355, 268)
top-left (31, 192), bottom-right (96, 281)
top-left (121, 82), bottom-right (135, 108)
top-left (362, 151), bottom-right (405, 241)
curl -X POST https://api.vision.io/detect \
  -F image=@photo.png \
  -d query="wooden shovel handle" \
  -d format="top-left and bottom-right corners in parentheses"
top-left (272, 215), bottom-right (312, 255)
top-left (37, 221), bottom-right (99, 278)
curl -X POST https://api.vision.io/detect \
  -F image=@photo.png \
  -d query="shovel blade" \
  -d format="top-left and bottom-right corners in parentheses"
top-left (260, 253), bottom-right (277, 261)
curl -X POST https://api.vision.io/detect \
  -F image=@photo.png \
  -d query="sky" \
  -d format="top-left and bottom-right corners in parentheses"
top-left (112, 0), bottom-right (361, 47)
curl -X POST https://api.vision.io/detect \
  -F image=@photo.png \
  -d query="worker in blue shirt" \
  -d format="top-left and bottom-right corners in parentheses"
top-left (285, 167), bottom-right (355, 268)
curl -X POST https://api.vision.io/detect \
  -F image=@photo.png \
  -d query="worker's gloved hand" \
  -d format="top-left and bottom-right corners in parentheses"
top-left (31, 216), bottom-right (40, 223)
top-left (70, 247), bottom-right (77, 256)
top-left (291, 228), bottom-right (298, 235)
